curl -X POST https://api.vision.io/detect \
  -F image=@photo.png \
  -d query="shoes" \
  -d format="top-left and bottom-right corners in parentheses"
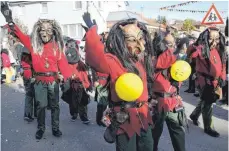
top-left (81, 116), bottom-right (90, 124)
top-left (189, 114), bottom-right (200, 126)
top-left (24, 116), bottom-right (34, 122)
top-left (97, 121), bottom-right (106, 127)
top-left (52, 129), bottom-right (62, 137)
top-left (204, 128), bottom-right (220, 137)
top-left (188, 89), bottom-right (195, 93)
top-left (184, 89), bottom-right (191, 92)
top-left (71, 115), bottom-right (77, 122)
top-left (194, 93), bottom-right (200, 97)
top-left (35, 130), bottom-right (44, 139)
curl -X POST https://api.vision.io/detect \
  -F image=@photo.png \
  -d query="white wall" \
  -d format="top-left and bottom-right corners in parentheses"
top-left (0, 1), bottom-right (126, 41)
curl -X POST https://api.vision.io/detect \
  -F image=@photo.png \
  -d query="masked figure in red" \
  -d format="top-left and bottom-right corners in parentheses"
top-left (151, 30), bottom-right (187, 151)
top-left (189, 27), bottom-right (226, 137)
top-left (21, 46), bottom-right (37, 122)
top-left (61, 39), bottom-right (91, 124)
top-left (1, 2), bottom-right (72, 139)
top-left (82, 12), bottom-right (154, 151)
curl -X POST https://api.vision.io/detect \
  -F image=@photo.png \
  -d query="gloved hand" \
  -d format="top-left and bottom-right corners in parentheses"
top-left (1, 1), bottom-right (13, 23)
top-left (61, 79), bottom-right (71, 92)
top-left (82, 12), bottom-right (97, 28)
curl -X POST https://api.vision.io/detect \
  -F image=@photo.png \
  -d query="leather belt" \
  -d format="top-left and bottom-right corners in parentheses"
top-left (111, 101), bottom-right (146, 108)
top-left (198, 72), bottom-right (219, 81)
top-left (22, 67), bottom-right (31, 70)
top-left (154, 92), bottom-right (177, 98)
top-left (35, 72), bottom-right (57, 77)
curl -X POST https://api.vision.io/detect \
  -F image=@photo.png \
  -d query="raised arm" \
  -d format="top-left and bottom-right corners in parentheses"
top-left (5, 24), bottom-right (33, 53)
top-left (1, 2), bottom-right (33, 52)
top-left (85, 26), bottom-right (110, 74)
top-left (82, 12), bottom-right (110, 74)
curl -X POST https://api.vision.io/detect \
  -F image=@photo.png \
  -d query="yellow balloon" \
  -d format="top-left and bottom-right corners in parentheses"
top-left (115, 73), bottom-right (143, 102)
top-left (170, 60), bottom-right (192, 82)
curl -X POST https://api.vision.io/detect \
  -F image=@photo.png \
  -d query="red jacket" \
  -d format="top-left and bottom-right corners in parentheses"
top-left (85, 26), bottom-right (151, 138)
top-left (21, 54), bottom-right (32, 79)
top-left (190, 46), bottom-right (226, 88)
top-left (152, 49), bottom-right (182, 112)
top-left (69, 62), bottom-right (90, 89)
top-left (1, 53), bottom-right (11, 68)
top-left (6, 24), bottom-right (72, 83)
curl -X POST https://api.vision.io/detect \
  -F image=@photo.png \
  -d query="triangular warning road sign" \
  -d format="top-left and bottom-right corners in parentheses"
top-left (201, 4), bottom-right (224, 25)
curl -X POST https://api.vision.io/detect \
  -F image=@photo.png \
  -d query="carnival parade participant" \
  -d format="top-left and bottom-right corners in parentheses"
top-left (82, 12), bottom-right (154, 151)
top-left (21, 46), bottom-right (37, 122)
top-left (61, 39), bottom-right (91, 124)
top-left (1, 2), bottom-right (73, 139)
top-left (151, 30), bottom-right (187, 151)
top-left (189, 27), bottom-right (226, 137)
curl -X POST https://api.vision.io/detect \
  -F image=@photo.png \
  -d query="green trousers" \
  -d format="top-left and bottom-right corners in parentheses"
top-left (190, 99), bottom-right (213, 129)
top-left (190, 85), bottom-right (214, 129)
top-left (34, 81), bottom-right (60, 131)
top-left (152, 111), bottom-right (186, 151)
top-left (23, 78), bottom-right (37, 118)
top-left (115, 126), bottom-right (153, 151)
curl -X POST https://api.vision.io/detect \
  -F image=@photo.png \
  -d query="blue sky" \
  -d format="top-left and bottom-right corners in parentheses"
top-left (127, 1), bottom-right (228, 22)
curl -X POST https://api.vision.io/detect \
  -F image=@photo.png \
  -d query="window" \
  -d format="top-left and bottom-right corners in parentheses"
top-left (41, 3), bottom-right (48, 14)
top-left (98, 1), bottom-right (101, 9)
top-left (63, 25), bottom-right (68, 36)
top-left (18, 5), bottom-right (25, 16)
top-left (77, 24), bottom-right (83, 38)
top-left (69, 24), bottom-right (76, 37)
top-left (74, 1), bottom-right (82, 9)
top-left (62, 24), bottom-right (84, 39)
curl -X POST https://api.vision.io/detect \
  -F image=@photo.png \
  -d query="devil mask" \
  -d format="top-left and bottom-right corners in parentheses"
top-left (153, 31), bottom-right (176, 57)
top-left (39, 21), bottom-right (53, 43)
top-left (119, 21), bottom-right (146, 59)
top-left (208, 29), bottom-right (220, 50)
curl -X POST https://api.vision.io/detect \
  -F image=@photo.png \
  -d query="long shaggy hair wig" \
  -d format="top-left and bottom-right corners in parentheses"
top-left (152, 30), bottom-right (171, 57)
top-left (195, 27), bottom-right (226, 63)
top-left (106, 18), bottom-right (154, 85)
top-left (30, 19), bottom-right (64, 54)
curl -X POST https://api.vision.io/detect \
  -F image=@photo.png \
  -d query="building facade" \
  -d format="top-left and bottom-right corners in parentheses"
top-left (0, 1), bottom-right (127, 41)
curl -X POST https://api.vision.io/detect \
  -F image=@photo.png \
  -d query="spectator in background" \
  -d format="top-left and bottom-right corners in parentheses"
top-left (175, 37), bottom-right (189, 60)
top-left (1, 48), bottom-right (15, 83)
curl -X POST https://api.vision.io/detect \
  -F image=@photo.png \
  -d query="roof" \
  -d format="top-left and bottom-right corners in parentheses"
top-left (106, 11), bottom-right (148, 24)
top-left (9, 1), bottom-right (51, 6)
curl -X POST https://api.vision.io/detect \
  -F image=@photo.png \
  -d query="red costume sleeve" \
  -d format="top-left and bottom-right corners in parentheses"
top-left (155, 49), bottom-right (177, 69)
top-left (57, 52), bottom-right (73, 81)
top-left (5, 24), bottom-right (33, 53)
top-left (85, 26), bottom-right (110, 74)
top-left (190, 45), bottom-right (203, 59)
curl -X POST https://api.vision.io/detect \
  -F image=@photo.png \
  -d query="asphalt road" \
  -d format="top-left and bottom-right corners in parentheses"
top-left (1, 78), bottom-right (228, 151)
